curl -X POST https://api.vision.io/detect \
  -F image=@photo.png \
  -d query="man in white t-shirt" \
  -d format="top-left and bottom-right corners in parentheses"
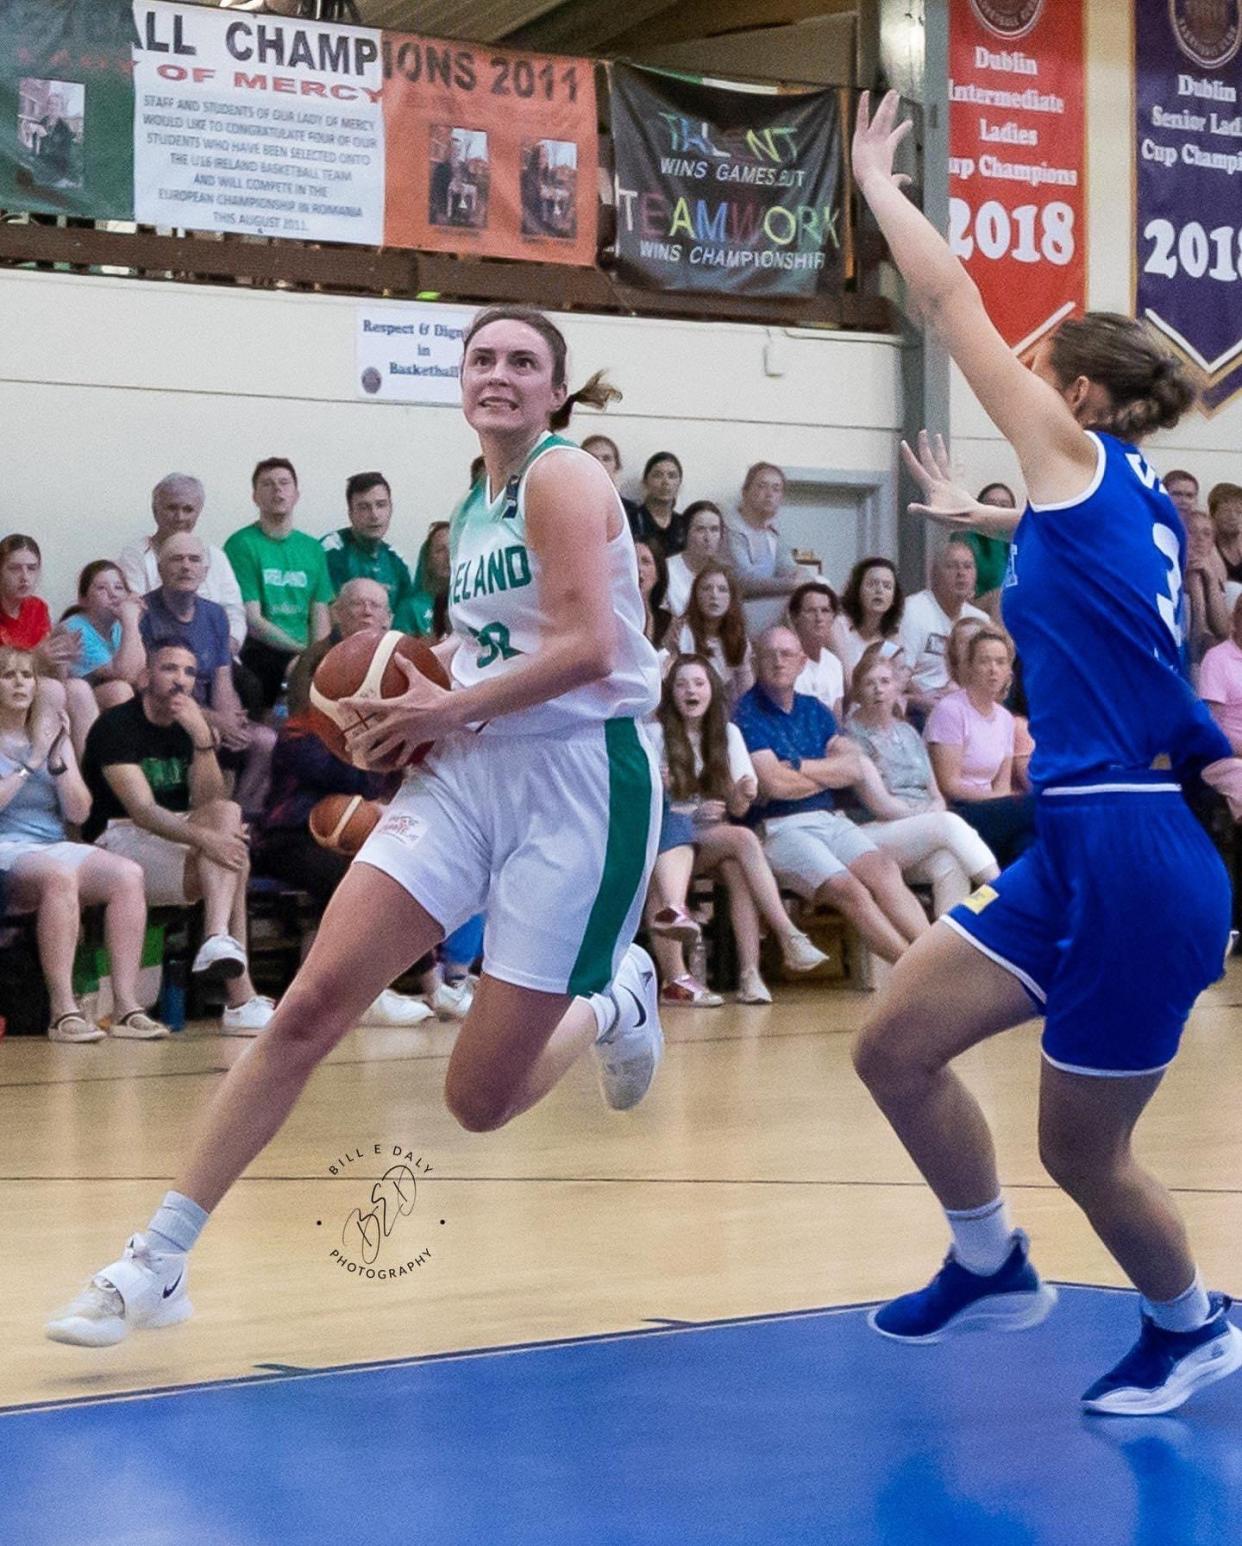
top-left (1199, 594), bottom-right (1242, 755)
top-left (790, 580), bottom-right (845, 716)
top-left (118, 474), bottom-right (247, 653)
top-left (899, 537), bottom-right (988, 720)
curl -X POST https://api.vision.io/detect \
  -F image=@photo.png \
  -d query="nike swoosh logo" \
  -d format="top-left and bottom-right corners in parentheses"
top-left (163, 1274), bottom-right (183, 1299)
top-left (622, 987), bottom-right (647, 1027)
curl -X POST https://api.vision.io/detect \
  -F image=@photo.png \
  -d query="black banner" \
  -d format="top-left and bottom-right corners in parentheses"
top-left (610, 64), bottom-right (845, 297)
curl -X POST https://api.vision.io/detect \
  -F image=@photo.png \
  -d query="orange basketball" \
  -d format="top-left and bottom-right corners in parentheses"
top-left (309, 794), bottom-right (382, 856)
top-left (308, 629), bottom-right (449, 771)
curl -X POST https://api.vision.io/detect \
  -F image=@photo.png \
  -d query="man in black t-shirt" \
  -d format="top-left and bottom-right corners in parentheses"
top-left (82, 643), bottom-right (274, 1034)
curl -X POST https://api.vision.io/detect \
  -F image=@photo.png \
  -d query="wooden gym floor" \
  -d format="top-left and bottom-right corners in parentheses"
top-left (5, 964), bottom-right (1242, 1414)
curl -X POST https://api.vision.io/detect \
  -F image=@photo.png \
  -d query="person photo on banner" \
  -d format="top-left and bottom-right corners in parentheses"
top-left (521, 140), bottom-right (577, 240)
top-left (428, 127), bottom-right (489, 231)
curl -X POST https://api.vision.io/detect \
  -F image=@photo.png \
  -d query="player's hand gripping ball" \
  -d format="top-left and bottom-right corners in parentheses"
top-left (308, 794), bottom-right (381, 856)
top-left (309, 629), bottom-right (450, 771)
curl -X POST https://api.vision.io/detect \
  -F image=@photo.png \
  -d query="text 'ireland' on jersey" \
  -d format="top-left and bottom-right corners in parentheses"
top-left (1000, 431), bottom-right (1229, 788)
top-left (446, 433), bottom-right (660, 736)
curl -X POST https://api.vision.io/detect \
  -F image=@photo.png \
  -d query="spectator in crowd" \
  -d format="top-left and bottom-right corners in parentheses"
top-left (1184, 507), bottom-right (1231, 668)
top-left (81, 642), bottom-right (274, 1035)
top-left (899, 536), bottom-right (988, 723)
top-left (664, 501), bottom-right (724, 618)
top-left (286, 577), bottom-right (394, 739)
top-left (636, 539), bottom-right (673, 657)
top-left (119, 475), bottom-right (247, 653)
top-left (673, 564), bottom-right (755, 707)
top-left (962, 481), bottom-right (1017, 618)
top-left (320, 472), bottom-right (418, 631)
top-left (629, 452), bottom-right (687, 555)
top-left (1199, 593), bottom-right (1242, 755)
top-left (847, 647), bottom-right (999, 915)
top-left (142, 532), bottom-right (275, 820)
top-left (924, 626), bottom-right (1035, 867)
top-left (836, 556), bottom-right (907, 691)
top-left (945, 613), bottom-right (987, 687)
top-left (790, 581), bottom-right (845, 716)
top-left (646, 654), bottom-right (828, 1004)
top-left (723, 461), bottom-right (804, 634)
top-left (581, 433), bottom-right (640, 525)
top-left (736, 626), bottom-right (930, 964)
top-left (0, 648), bottom-right (168, 1043)
top-left (224, 458), bottom-right (333, 708)
top-left (62, 561), bottom-right (144, 715)
top-left (0, 533), bottom-right (96, 755)
top-left (253, 655), bottom-right (433, 1028)
top-left (1163, 468), bottom-right (1199, 522)
top-left (408, 521), bottom-right (451, 640)
top-left (1209, 482), bottom-right (1242, 584)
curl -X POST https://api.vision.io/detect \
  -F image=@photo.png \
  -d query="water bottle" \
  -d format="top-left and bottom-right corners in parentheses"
top-left (160, 958), bottom-right (188, 1032)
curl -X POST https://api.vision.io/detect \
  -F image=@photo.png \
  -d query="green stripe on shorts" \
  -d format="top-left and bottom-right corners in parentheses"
top-left (567, 719), bottom-right (653, 997)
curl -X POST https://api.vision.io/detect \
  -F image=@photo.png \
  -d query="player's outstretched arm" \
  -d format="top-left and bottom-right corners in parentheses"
top-left (901, 431), bottom-right (1021, 537)
top-left (853, 92), bottom-right (1091, 499)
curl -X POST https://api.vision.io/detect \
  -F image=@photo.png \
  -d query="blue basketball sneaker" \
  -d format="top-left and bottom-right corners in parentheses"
top-left (869, 1231), bottom-right (1057, 1343)
top-left (1081, 1294), bottom-right (1242, 1415)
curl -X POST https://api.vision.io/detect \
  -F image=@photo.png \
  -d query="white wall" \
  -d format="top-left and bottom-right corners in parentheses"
top-left (0, 267), bottom-right (905, 611)
top-left (950, 4), bottom-right (1242, 503)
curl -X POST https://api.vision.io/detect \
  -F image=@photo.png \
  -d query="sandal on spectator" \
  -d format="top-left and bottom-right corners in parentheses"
top-left (110, 1009), bottom-right (171, 1040)
top-left (660, 975), bottom-right (723, 1008)
top-left (649, 907), bottom-right (702, 945)
top-left (49, 1013), bottom-right (106, 1044)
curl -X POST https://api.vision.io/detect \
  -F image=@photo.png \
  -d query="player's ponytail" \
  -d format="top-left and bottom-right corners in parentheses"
top-left (1048, 312), bottom-right (1197, 441)
top-left (550, 370), bottom-right (622, 430)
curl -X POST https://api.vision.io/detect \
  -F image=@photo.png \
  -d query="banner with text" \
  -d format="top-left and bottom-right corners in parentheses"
top-left (356, 301), bottom-right (475, 403)
top-left (610, 64), bottom-right (845, 297)
top-left (1135, 0), bottom-right (1242, 412)
top-left (382, 36), bottom-right (598, 265)
top-left (132, 0), bottom-right (384, 243)
top-left (948, 0), bottom-right (1087, 352)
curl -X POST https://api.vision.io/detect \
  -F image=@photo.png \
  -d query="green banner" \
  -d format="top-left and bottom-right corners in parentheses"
top-left (0, 0), bottom-right (133, 219)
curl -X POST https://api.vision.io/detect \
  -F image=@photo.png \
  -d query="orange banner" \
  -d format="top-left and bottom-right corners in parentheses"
top-left (382, 35), bottom-right (598, 265)
top-left (948, 0), bottom-right (1087, 353)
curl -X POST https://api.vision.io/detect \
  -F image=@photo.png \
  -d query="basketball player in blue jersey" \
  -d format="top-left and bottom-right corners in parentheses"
top-left (848, 92), bottom-right (1242, 1414)
top-left (47, 308), bottom-right (666, 1347)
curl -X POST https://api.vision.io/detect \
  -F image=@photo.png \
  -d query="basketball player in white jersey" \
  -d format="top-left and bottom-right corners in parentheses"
top-left (47, 307), bottom-right (665, 1345)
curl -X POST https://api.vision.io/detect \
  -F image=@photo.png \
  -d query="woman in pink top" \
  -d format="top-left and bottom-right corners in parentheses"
top-left (924, 628), bottom-right (1034, 865)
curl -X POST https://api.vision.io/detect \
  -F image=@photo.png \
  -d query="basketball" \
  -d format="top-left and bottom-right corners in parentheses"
top-left (308, 629), bottom-right (449, 770)
top-left (308, 794), bottom-right (381, 856)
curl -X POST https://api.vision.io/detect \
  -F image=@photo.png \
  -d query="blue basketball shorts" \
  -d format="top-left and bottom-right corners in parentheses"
top-left (943, 777), bottom-right (1232, 1076)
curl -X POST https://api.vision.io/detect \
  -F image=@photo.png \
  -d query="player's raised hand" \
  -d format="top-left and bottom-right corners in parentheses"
top-left (852, 90), bottom-right (914, 195)
top-left (901, 431), bottom-right (977, 527)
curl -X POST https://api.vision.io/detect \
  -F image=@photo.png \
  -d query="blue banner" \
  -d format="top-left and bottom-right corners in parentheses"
top-left (1135, 0), bottom-right (1242, 411)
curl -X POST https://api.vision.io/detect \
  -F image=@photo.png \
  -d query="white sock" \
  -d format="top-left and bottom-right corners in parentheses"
top-left (1143, 1272), bottom-right (1212, 1333)
top-left (945, 1197), bottom-right (1014, 1275)
top-left (587, 991), bottom-right (618, 1044)
top-left (146, 1190), bottom-right (209, 1256)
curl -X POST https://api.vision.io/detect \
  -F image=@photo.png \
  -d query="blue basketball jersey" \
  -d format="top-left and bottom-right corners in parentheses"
top-left (1001, 431), bottom-right (1230, 789)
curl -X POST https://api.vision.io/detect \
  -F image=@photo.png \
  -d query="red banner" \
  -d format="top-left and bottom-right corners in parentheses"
top-left (381, 35), bottom-right (598, 265)
top-left (948, 0), bottom-right (1087, 353)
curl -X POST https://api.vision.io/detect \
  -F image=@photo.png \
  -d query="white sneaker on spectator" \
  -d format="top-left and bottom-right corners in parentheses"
top-left (593, 945), bottom-right (663, 1111)
top-left (736, 968), bottom-right (773, 1005)
top-left (220, 995), bottom-right (276, 1036)
top-left (430, 979), bottom-right (474, 1020)
top-left (649, 906), bottom-right (701, 945)
top-left (46, 1234), bottom-right (191, 1347)
top-left (192, 932), bottom-right (247, 983)
top-left (781, 930), bottom-right (830, 973)
top-left (362, 990), bottom-right (435, 1027)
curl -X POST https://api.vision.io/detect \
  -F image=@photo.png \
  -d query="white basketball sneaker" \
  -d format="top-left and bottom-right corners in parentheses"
top-left (593, 945), bottom-right (663, 1112)
top-left (45, 1234), bottom-right (192, 1347)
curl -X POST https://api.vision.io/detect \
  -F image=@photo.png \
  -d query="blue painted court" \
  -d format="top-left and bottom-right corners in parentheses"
top-left (5, 1284), bottom-right (1241, 1545)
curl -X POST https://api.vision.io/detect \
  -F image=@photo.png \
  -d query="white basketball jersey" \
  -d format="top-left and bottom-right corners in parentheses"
top-left (448, 433), bottom-right (660, 736)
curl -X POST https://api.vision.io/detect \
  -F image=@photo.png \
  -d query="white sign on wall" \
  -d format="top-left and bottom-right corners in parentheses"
top-left (356, 302), bottom-right (475, 404)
